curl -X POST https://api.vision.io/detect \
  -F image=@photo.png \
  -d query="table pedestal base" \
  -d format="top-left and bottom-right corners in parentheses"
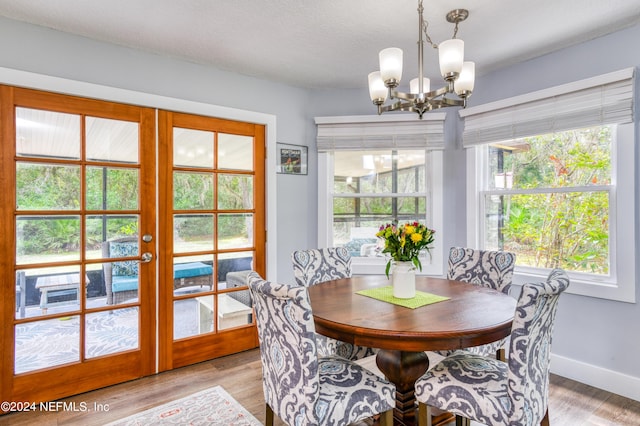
top-left (375, 349), bottom-right (453, 426)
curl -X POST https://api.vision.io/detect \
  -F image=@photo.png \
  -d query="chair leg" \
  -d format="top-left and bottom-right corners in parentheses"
top-left (265, 404), bottom-right (274, 426)
top-left (455, 415), bottom-right (471, 426)
top-left (540, 408), bottom-right (550, 426)
top-left (380, 409), bottom-right (394, 426)
top-left (417, 402), bottom-right (432, 426)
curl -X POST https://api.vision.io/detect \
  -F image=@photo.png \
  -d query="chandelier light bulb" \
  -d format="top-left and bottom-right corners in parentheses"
top-left (455, 61), bottom-right (475, 96)
top-left (438, 39), bottom-right (464, 79)
top-left (379, 48), bottom-right (403, 86)
top-left (368, 71), bottom-right (388, 103)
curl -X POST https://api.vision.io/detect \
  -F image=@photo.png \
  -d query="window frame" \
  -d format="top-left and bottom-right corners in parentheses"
top-left (466, 122), bottom-right (635, 302)
top-left (318, 148), bottom-right (444, 277)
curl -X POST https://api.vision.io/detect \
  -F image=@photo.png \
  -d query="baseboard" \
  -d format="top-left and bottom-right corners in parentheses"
top-left (551, 353), bottom-right (640, 402)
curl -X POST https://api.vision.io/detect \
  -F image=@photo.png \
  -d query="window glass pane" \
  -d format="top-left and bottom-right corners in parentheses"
top-left (333, 197), bottom-right (424, 221)
top-left (85, 307), bottom-right (139, 358)
top-left (218, 174), bottom-right (253, 209)
top-left (16, 215), bottom-right (81, 265)
top-left (488, 126), bottom-right (612, 190)
top-left (218, 293), bottom-right (252, 330)
top-left (173, 214), bottom-right (214, 253)
top-left (173, 128), bottom-right (214, 169)
top-left (86, 116), bottom-right (139, 163)
top-left (86, 262), bottom-right (109, 309)
top-left (16, 162), bottom-right (80, 210)
top-left (85, 215), bottom-right (139, 259)
top-left (16, 107), bottom-right (81, 160)
top-left (334, 150), bottom-right (425, 194)
top-left (173, 171), bottom-right (214, 210)
top-left (218, 134), bottom-right (253, 170)
top-left (86, 166), bottom-right (139, 210)
top-left (333, 224), bottom-right (381, 258)
top-left (15, 315), bottom-right (80, 374)
top-left (173, 255), bottom-right (214, 296)
top-left (218, 213), bottom-right (253, 249)
top-left (15, 266), bottom-right (83, 319)
top-left (484, 192), bottom-right (609, 274)
top-left (174, 296), bottom-right (214, 339)
top-left (218, 252), bottom-right (254, 290)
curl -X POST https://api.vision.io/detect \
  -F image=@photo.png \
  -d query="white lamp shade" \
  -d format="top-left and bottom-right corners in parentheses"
top-left (368, 71), bottom-right (388, 101)
top-left (379, 47), bottom-right (403, 83)
top-left (410, 77), bottom-right (430, 94)
top-left (455, 61), bottom-right (475, 95)
top-left (438, 39), bottom-right (464, 77)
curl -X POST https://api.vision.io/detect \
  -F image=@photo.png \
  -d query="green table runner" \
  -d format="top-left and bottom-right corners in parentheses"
top-left (356, 285), bottom-right (450, 309)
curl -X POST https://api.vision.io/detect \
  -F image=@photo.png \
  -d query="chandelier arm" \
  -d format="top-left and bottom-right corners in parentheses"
top-left (423, 85), bottom-right (450, 100)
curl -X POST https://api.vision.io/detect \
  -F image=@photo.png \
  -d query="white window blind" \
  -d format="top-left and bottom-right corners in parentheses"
top-left (315, 114), bottom-right (446, 151)
top-left (460, 68), bottom-right (635, 147)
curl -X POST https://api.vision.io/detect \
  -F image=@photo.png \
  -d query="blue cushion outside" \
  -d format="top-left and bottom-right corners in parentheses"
top-left (111, 276), bottom-right (138, 292)
top-left (173, 262), bottom-right (213, 279)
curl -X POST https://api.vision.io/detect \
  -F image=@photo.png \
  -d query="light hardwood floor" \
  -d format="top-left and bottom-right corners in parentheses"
top-left (2, 348), bottom-right (639, 425)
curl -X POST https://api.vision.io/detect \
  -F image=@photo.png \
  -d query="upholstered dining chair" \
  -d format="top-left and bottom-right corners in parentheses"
top-left (439, 246), bottom-right (517, 360)
top-left (291, 247), bottom-right (377, 360)
top-left (247, 271), bottom-right (395, 426)
top-left (415, 268), bottom-right (570, 426)
top-left (102, 236), bottom-right (139, 305)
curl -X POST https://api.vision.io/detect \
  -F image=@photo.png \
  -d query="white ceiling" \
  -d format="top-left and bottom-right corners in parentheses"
top-left (0, 0), bottom-right (639, 90)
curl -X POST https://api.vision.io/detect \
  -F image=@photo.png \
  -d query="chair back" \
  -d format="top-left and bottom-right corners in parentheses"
top-left (101, 236), bottom-right (138, 304)
top-left (291, 247), bottom-right (351, 287)
top-left (447, 246), bottom-right (516, 294)
top-left (507, 268), bottom-right (570, 424)
top-left (247, 272), bottom-right (319, 425)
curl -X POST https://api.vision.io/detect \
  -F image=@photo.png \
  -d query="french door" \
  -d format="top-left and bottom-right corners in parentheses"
top-left (0, 86), bottom-right (262, 406)
top-left (0, 86), bottom-right (156, 403)
top-left (157, 110), bottom-right (262, 370)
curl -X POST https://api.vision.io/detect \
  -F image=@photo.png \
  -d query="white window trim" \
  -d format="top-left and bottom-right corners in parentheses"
top-left (466, 123), bottom-right (635, 303)
top-left (318, 149), bottom-right (444, 277)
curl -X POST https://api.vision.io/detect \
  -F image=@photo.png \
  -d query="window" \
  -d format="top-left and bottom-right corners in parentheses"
top-left (316, 115), bottom-right (445, 276)
top-left (464, 69), bottom-right (635, 302)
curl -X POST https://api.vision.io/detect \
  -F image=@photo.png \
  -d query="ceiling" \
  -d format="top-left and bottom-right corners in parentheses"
top-left (0, 0), bottom-right (639, 90)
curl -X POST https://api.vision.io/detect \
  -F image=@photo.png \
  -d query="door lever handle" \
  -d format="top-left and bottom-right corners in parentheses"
top-left (138, 252), bottom-right (153, 263)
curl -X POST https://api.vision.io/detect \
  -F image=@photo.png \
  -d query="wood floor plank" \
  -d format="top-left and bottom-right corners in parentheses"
top-left (2, 349), bottom-right (639, 426)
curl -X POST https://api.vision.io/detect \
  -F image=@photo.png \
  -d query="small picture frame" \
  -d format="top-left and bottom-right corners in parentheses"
top-left (277, 143), bottom-right (308, 175)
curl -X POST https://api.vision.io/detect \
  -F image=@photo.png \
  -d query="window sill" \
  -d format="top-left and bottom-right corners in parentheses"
top-left (511, 267), bottom-right (635, 303)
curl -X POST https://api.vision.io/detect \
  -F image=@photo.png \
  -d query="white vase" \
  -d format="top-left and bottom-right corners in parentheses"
top-left (392, 261), bottom-right (416, 299)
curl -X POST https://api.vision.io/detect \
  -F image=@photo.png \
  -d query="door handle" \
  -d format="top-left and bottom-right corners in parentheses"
top-left (139, 252), bottom-right (153, 263)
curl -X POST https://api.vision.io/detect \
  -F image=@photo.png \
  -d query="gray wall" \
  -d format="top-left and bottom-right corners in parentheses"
top-left (1, 16), bottom-right (639, 400)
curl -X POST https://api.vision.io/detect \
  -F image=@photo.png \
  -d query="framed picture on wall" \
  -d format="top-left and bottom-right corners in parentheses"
top-left (277, 143), bottom-right (308, 175)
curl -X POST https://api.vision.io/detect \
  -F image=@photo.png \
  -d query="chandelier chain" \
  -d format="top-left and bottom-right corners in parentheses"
top-left (422, 21), bottom-right (438, 49)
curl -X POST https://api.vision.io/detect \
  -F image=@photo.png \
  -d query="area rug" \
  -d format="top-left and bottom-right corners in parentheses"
top-left (105, 385), bottom-right (261, 426)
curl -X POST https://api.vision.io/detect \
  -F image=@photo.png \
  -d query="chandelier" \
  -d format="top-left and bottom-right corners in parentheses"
top-left (368, 0), bottom-right (475, 119)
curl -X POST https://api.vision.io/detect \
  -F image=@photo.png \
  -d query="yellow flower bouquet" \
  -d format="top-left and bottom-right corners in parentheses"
top-left (376, 221), bottom-right (435, 278)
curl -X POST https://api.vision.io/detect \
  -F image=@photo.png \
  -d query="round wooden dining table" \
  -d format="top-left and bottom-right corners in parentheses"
top-left (307, 275), bottom-right (516, 426)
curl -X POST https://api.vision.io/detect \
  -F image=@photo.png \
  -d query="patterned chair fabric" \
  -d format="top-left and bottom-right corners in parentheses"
top-left (247, 272), bottom-right (395, 426)
top-left (415, 269), bottom-right (570, 426)
top-left (291, 248), bottom-right (376, 360)
top-left (447, 246), bottom-right (516, 294)
top-left (438, 246), bottom-right (517, 358)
